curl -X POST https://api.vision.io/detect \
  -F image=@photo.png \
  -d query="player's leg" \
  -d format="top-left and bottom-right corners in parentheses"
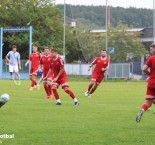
top-left (29, 75), bottom-right (37, 91)
top-left (136, 87), bottom-right (155, 122)
top-left (43, 81), bottom-right (52, 99)
top-left (47, 77), bottom-right (52, 97)
top-left (37, 77), bottom-right (43, 85)
top-left (14, 65), bottom-right (21, 86)
top-left (89, 82), bottom-right (99, 95)
top-left (52, 83), bottom-right (61, 105)
top-left (136, 99), bottom-right (153, 122)
top-left (85, 80), bottom-right (96, 97)
top-left (32, 70), bottom-right (40, 90)
top-left (9, 65), bottom-right (13, 80)
top-left (62, 85), bottom-right (80, 106)
top-left (29, 68), bottom-right (34, 90)
top-left (89, 75), bottom-right (103, 95)
top-left (33, 70), bottom-right (40, 90)
top-left (9, 65), bottom-right (17, 85)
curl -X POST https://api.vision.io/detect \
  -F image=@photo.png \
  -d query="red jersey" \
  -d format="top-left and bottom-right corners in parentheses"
top-left (40, 55), bottom-right (53, 73)
top-left (92, 56), bottom-right (109, 75)
top-left (50, 56), bottom-right (66, 79)
top-left (29, 52), bottom-right (41, 69)
top-left (146, 56), bottom-right (155, 88)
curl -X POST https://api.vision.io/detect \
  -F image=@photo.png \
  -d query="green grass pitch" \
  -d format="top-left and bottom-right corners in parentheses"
top-left (0, 80), bottom-right (155, 145)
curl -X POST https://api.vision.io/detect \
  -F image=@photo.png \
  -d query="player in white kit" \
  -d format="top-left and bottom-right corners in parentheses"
top-left (6, 45), bottom-right (21, 85)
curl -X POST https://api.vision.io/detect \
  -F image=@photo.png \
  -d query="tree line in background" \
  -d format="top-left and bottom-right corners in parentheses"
top-left (0, 1), bottom-right (146, 63)
top-left (58, 4), bottom-right (153, 29)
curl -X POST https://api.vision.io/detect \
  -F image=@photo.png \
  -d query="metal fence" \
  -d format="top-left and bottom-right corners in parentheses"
top-left (2, 60), bottom-right (131, 79)
top-left (64, 63), bottom-right (131, 79)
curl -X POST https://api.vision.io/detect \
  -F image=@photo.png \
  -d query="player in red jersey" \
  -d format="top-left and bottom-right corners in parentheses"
top-left (85, 50), bottom-right (109, 97)
top-left (25, 45), bottom-right (41, 91)
top-left (39, 47), bottom-right (53, 99)
top-left (136, 44), bottom-right (155, 122)
top-left (44, 48), bottom-right (80, 106)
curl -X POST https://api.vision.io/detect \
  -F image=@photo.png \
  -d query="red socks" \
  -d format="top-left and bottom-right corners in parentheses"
top-left (48, 85), bottom-right (52, 96)
top-left (141, 103), bottom-right (149, 111)
top-left (44, 85), bottom-right (51, 96)
top-left (52, 89), bottom-right (60, 100)
top-left (31, 80), bottom-right (37, 87)
top-left (65, 89), bottom-right (75, 99)
top-left (88, 84), bottom-right (93, 92)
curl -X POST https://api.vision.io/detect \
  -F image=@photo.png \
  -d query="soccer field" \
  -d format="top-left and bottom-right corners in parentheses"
top-left (0, 80), bottom-right (155, 145)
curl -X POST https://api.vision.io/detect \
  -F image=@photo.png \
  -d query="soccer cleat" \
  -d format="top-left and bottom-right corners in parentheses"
top-left (84, 91), bottom-right (88, 96)
top-left (136, 110), bottom-right (144, 123)
top-left (45, 95), bottom-right (52, 99)
top-left (84, 91), bottom-right (91, 97)
top-left (74, 101), bottom-right (80, 106)
top-left (56, 102), bottom-right (62, 105)
top-left (87, 93), bottom-right (91, 97)
top-left (29, 87), bottom-right (33, 91)
top-left (0, 102), bottom-right (6, 108)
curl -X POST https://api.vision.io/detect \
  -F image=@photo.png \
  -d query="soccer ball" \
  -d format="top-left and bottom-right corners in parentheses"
top-left (0, 94), bottom-right (10, 103)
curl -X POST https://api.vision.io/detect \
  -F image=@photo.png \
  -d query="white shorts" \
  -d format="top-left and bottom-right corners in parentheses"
top-left (9, 65), bottom-right (19, 73)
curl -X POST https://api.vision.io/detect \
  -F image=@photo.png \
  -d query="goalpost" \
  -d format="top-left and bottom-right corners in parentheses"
top-left (0, 26), bottom-right (33, 79)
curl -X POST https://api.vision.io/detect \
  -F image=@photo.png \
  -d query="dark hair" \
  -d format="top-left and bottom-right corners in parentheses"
top-left (51, 48), bottom-right (58, 52)
top-left (12, 45), bottom-right (17, 49)
top-left (102, 49), bottom-right (106, 52)
top-left (150, 44), bottom-right (155, 48)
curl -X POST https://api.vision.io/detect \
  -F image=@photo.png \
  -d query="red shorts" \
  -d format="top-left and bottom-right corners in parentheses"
top-left (92, 72), bottom-right (104, 84)
top-left (52, 76), bottom-right (69, 89)
top-left (146, 87), bottom-right (155, 100)
top-left (29, 68), bottom-right (38, 76)
top-left (42, 71), bottom-right (53, 81)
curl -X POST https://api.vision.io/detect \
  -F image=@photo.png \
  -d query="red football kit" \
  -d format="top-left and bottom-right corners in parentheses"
top-left (145, 56), bottom-right (155, 100)
top-left (29, 52), bottom-right (41, 76)
top-left (50, 56), bottom-right (68, 88)
top-left (40, 55), bottom-right (53, 80)
top-left (91, 56), bottom-right (109, 84)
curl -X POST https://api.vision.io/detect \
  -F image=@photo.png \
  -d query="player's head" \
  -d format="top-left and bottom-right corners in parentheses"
top-left (101, 50), bottom-right (107, 57)
top-left (12, 45), bottom-right (17, 52)
top-left (51, 48), bottom-right (58, 58)
top-left (32, 45), bottom-right (38, 53)
top-left (44, 47), bottom-right (50, 56)
top-left (150, 44), bottom-right (155, 55)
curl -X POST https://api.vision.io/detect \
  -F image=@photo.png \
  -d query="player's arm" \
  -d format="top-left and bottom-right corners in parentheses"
top-left (142, 65), bottom-right (150, 76)
top-left (88, 58), bottom-right (97, 71)
top-left (18, 54), bottom-right (21, 70)
top-left (25, 60), bottom-right (30, 67)
top-left (44, 68), bottom-right (52, 79)
top-left (102, 66), bottom-right (109, 71)
top-left (18, 59), bottom-right (21, 70)
top-left (53, 66), bottom-right (64, 82)
top-left (5, 52), bottom-right (12, 64)
top-left (101, 61), bottom-right (110, 71)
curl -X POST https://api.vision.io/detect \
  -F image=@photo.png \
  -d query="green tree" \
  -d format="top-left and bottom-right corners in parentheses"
top-left (108, 23), bottom-right (146, 62)
top-left (0, 0), bottom-right (63, 58)
top-left (76, 23), bottom-right (145, 62)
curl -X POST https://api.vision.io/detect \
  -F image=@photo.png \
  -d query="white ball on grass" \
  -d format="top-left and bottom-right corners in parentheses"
top-left (0, 94), bottom-right (10, 103)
